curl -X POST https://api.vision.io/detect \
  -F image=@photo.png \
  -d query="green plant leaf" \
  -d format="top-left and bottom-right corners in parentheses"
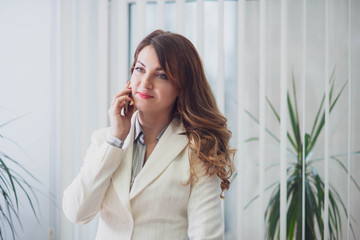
top-left (12, 178), bottom-right (40, 223)
top-left (311, 168), bottom-right (325, 239)
top-left (304, 178), bottom-right (318, 238)
top-left (328, 67), bottom-right (337, 102)
top-left (244, 180), bottom-right (280, 210)
top-left (244, 109), bottom-right (280, 143)
top-left (332, 156), bottom-right (360, 191)
top-left (266, 96), bottom-right (280, 123)
top-left (309, 94), bottom-right (325, 145)
top-left (0, 172), bottom-right (12, 195)
top-left (0, 152), bottom-right (41, 185)
top-left (291, 73), bottom-right (300, 124)
top-left (307, 80), bottom-right (347, 156)
top-left (329, 184), bottom-right (356, 239)
top-left (307, 153), bottom-right (360, 192)
top-left (328, 190), bottom-right (341, 239)
top-left (0, 203), bottom-right (17, 240)
top-left (244, 109), bottom-right (297, 155)
top-left (287, 176), bottom-right (300, 239)
top-left (287, 133), bottom-right (298, 154)
top-left (287, 92), bottom-right (301, 153)
top-left (330, 80), bottom-right (347, 112)
top-left (0, 114), bottom-right (28, 128)
top-left (0, 158), bottom-right (18, 209)
top-left (0, 116), bottom-right (45, 239)
top-left (265, 185), bottom-right (280, 239)
top-left (308, 112), bottom-right (325, 155)
top-left (245, 67), bottom-right (358, 239)
top-left (0, 136), bottom-right (33, 160)
top-left (244, 137), bottom-right (259, 142)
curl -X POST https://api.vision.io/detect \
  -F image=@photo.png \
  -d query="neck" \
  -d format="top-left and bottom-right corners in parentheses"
top-left (138, 111), bottom-right (172, 143)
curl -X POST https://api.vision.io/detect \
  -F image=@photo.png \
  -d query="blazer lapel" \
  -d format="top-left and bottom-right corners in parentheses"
top-left (129, 119), bottom-right (188, 200)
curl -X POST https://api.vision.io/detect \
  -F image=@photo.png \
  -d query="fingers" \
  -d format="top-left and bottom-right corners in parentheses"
top-left (112, 89), bottom-right (132, 105)
top-left (108, 82), bottom-right (134, 140)
top-left (110, 95), bottom-right (132, 114)
top-left (112, 81), bottom-right (132, 100)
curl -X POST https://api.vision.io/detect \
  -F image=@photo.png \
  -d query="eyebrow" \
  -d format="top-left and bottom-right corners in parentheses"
top-left (137, 60), bottom-right (163, 71)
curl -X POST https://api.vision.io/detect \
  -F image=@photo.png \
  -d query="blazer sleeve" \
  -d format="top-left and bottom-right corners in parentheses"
top-left (187, 166), bottom-right (224, 240)
top-left (62, 128), bottom-right (125, 224)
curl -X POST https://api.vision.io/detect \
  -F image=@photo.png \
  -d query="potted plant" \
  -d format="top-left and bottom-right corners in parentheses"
top-left (0, 115), bottom-right (42, 240)
top-left (245, 71), bottom-right (360, 239)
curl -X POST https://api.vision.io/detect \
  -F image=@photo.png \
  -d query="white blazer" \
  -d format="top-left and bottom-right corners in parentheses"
top-left (63, 113), bottom-right (224, 240)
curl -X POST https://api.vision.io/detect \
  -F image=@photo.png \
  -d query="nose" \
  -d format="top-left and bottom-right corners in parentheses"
top-left (140, 73), bottom-right (153, 89)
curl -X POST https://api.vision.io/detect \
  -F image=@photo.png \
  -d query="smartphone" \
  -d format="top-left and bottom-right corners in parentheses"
top-left (124, 92), bottom-right (133, 116)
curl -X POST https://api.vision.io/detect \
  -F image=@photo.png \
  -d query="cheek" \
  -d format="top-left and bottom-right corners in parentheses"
top-left (130, 76), bottom-right (139, 88)
top-left (130, 74), bottom-right (136, 85)
top-left (163, 87), bottom-right (178, 103)
top-left (130, 80), bottom-right (137, 97)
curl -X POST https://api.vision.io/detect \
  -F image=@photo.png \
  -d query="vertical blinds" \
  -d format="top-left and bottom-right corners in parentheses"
top-left (59, 0), bottom-right (358, 239)
top-left (111, 0), bottom-right (356, 239)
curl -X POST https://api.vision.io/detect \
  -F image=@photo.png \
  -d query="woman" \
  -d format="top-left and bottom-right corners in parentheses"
top-left (63, 30), bottom-right (235, 240)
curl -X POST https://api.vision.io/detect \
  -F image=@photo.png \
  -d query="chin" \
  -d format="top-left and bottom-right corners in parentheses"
top-left (134, 103), bottom-right (152, 112)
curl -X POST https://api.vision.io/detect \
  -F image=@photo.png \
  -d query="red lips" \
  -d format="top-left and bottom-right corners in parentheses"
top-left (138, 92), bottom-right (154, 99)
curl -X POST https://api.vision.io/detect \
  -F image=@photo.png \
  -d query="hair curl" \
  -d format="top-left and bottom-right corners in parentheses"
top-left (131, 30), bottom-right (236, 198)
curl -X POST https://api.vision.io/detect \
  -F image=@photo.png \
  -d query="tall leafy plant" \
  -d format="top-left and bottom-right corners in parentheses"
top-left (0, 116), bottom-right (41, 240)
top-left (245, 71), bottom-right (360, 239)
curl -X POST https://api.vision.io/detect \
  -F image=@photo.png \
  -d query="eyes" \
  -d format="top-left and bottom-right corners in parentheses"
top-left (157, 73), bottom-right (168, 80)
top-left (134, 67), bottom-right (145, 73)
top-left (134, 66), bottom-right (168, 80)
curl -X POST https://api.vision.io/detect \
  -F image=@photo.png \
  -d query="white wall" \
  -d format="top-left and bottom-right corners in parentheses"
top-left (0, 0), bottom-right (57, 239)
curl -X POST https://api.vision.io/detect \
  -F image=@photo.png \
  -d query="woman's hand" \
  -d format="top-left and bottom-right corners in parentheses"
top-left (108, 82), bottom-right (134, 141)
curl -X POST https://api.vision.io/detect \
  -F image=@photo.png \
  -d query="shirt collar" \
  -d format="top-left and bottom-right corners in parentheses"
top-left (134, 116), bottom-right (169, 145)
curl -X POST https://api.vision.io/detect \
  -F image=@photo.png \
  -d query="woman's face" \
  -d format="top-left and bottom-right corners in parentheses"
top-left (130, 45), bottom-right (178, 118)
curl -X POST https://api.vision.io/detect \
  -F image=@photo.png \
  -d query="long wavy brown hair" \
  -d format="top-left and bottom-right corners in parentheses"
top-left (131, 30), bottom-right (235, 198)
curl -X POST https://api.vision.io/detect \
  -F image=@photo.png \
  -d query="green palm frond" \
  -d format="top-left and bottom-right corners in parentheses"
top-left (0, 116), bottom-right (42, 240)
top-left (244, 69), bottom-right (359, 239)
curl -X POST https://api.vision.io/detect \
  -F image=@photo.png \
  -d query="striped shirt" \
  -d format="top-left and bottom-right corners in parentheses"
top-left (130, 116), bottom-right (169, 190)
